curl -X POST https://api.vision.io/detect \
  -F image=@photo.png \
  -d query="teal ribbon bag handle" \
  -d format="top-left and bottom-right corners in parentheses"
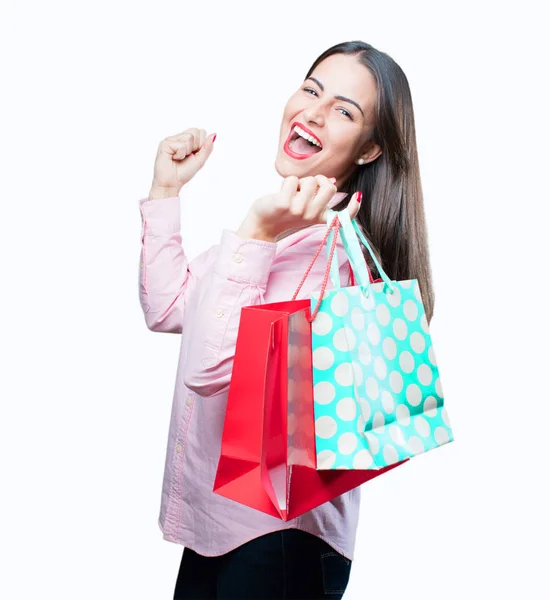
top-left (326, 209), bottom-right (395, 295)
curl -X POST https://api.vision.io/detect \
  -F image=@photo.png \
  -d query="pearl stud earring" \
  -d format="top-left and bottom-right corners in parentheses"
top-left (357, 158), bottom-right (365, 165)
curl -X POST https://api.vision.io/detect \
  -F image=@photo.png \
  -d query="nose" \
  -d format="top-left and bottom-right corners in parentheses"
top-left (302, 100), bottom-right (326, 127)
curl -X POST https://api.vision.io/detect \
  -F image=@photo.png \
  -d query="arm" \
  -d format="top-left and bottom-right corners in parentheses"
top-left (181, 226), bottom-right (350, 397)
top-left (138, 195), bottom-right (217, 333)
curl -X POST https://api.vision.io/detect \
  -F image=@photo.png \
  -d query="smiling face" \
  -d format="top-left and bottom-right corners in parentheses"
top-left (275, 53), bottom-right (381, 188)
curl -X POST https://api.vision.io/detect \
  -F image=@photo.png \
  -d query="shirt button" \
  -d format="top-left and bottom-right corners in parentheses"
top-left (215, 309), bottom-right (224, 318)
top-left (176, 444), bottom-right (182, 453)
top-left (234, 254), bottom-right (243, 263)
top-left (186, 397), bottom-right (192, 407)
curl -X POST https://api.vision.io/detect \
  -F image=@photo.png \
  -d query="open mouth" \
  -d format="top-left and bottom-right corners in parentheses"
top-left (284, 123), bottom-right (323, 159)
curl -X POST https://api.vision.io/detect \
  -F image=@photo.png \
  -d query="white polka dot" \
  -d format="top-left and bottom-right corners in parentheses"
top-left (424, 395), bottom-right (438, 417)
top-left (314, 381), bottom-right (336, 405)
top-left (399, 351), bottom-right (415, 373)
top-left (372, 411), bottom-right (385, 430)
top-left (410, 332), bottom-right (426, 354)
top-left (382, 337), bottom-right (397, 360)
top-left (434, 427), bottom-right (450, 445)
top-left (358, 342), bottom-right (372, 365)
top-left (418, 364), bottom-right (433, 386)
top-left (396, 404), bottom-right (411, 426)
top-left (428, 345), bottom-right (438, 366)
top-left (336, 397), bottom-right (357, 421)
top-left (403, 299), bottom-right (419, 321)
top-left (383, 444), bottom-right (400, 465)
top-left (352, 361), bottom-right (364, 386)
top-left (393, 318), bottom-right (408, 340)
top-left (408, 436), bottom-right (424, 455)
top-left (357, 414), bottom-right (366, 435)
top-left (441, 407), bottom-right (451, 427)
top-left (316, 416), bottom-right (338, 439)
top-left (365, 377), bottom-right (379, 401)
top-left (376, 304), bottom-right (391, 327)
top-left (414, 416), bottom-right (431, 437)
top-left (333, 327), bottom-right (356, 352)
top-left (335, 362), bottom-right (354, 386)
top-left (367, 323), bottom-right (381, 345)
top-left (374, 356), bottom-right (387, 380)
top-left (406, 383), bottom-right (422, 406)
top-left (400, 280), bottom-right (412, 288)
top-left (331, 291), bottom-right (349, 316)
top-left (351, 307), bottom-right (365, 330)
top-left (420, 314), bottom-right (429, 333)
top-left (312, 346), bottom-right (334, 370)
top-left (435, 377), bottom-right (443, 397)
top-left (389, 370), bottom-right (404, 393)
top-left (353, 450), bottom-right (374, 468)
top-left (359, 397), bottom-right (372, 422)
top-left (317, 450), bottom-right (336, 469)
top-left (364, 432), bottom-right (380, 455)
top-left (360, 291), bottom-right (375, 311)
top-left (312, 311), bottom-right (333, 336)
top-left (347, 286), bottom-right (360, 296)
top-left (382, 391), bottom-right (394, 413)
top-left (389, 424), bottom-right (406, 446)
top-left (387, 286), bottom-right (402, 307)
top-left (338, 432), bottom-right (358, 455)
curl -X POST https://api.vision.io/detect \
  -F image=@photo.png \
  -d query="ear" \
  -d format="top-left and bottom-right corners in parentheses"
top-left (358, 143), bottom-right (382, 165)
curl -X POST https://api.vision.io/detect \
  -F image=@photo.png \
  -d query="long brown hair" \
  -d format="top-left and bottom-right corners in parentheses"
top-left (306, 41), bottom-right (436, 324)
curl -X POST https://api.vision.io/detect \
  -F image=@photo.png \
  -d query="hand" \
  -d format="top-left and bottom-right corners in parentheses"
top-left (149, 128), bottom-right (216, 197)
top-left (237, 175), bottom-right (362, 242)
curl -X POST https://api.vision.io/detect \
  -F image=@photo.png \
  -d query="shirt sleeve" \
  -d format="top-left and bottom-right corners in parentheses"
top-left (138, 195), bottom-right (217, 333)
top-left (181, 226), bottom-right (351, 398)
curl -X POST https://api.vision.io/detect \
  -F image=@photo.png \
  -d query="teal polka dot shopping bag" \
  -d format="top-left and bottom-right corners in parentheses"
top-left (306, 209), bottom-right (454, 470)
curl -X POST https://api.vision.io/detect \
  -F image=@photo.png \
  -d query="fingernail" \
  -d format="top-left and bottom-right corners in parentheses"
top-left (212, 134), bottom-right (217, 143)
top-left (329, 177), bottom-right (337, 183)
top-left (356, 191), bottom-right (363, 203)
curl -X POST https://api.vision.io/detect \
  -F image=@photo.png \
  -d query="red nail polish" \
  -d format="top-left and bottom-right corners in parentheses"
top-left (356, 191), bottom-right (363, 203)
top-left (212, 134), bottom-right (217, 143)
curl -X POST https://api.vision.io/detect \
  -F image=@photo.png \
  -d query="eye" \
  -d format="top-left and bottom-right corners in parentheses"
top-left (338, 108), bottom-right (353, 120)
top-left (302, 87), bottom-right (318, 96)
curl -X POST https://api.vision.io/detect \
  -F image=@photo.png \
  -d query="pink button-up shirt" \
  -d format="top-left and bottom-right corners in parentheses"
top-left (138, 194), bottom-right (361, 560)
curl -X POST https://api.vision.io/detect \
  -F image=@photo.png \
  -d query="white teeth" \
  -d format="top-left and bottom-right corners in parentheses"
top-left (293, 125), bottom-right (322, 148)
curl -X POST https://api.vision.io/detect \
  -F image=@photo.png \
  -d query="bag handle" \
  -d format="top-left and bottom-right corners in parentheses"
top-left (291, 215), bottom-right (341, 322)
top-left (328, 209), bottom-right (395, 294)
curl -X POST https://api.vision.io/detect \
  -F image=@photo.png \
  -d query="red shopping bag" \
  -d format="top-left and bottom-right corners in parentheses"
top-left (213, 219), bottom-right (407, 520)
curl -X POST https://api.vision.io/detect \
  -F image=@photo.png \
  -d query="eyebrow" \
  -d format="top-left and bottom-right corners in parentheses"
top-left (306, 77), bottom-right (365, 117)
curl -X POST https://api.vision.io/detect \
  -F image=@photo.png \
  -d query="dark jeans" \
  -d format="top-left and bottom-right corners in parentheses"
top-left (173, 528), bottom-right (352, 600)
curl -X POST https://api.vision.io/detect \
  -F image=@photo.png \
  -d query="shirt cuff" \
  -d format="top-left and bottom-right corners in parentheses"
top-left (214, 229), bottom-right (278, 287)
top-left (139, 196), bottom-right (180, 235)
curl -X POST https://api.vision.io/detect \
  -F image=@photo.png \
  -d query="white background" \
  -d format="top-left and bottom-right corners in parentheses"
top-left (1, 1), bottom-right (548, 598)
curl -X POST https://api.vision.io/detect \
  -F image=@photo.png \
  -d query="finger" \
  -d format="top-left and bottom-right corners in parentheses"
top-left (198, 129), bottom-right (206, 148)
top-left (307, 180), bottom-right (337, 222)
top-left (172, 131), bottom-right (201, 154)
top-left (194, 132), bottom-right (217, 165)
top-left (293, 176), bottom-right (319, 213)
top-left (346, 191), bottom-right (363, 221)
top-left (163, 140), bottom-right (192, 161)
top-left (167, 128), bottom-right (201, 142)
top-left (171, 137), bottom-right (195, 160)
top-left (279, 175), bottom-right (300, 207)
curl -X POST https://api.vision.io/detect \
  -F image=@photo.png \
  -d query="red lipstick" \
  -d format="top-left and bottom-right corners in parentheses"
top-left (283, 121), bottom-right (323, 160)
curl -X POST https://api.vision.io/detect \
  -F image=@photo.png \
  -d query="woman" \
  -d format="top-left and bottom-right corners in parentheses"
top-left (138, 40), bottom-right (434, 599)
